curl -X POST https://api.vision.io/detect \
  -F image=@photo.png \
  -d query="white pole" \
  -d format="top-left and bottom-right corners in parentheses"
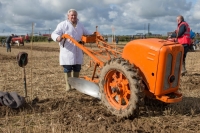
top-left (112, 27), bottom-right (113, 43)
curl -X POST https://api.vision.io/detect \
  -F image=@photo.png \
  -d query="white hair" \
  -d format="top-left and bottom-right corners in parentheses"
top-left (67, 9), bottom-right (77, 15)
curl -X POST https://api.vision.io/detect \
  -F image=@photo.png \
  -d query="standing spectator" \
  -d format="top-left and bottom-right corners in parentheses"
top-left (132, 35), bottom-right (134, 40)
top-left (48, 37), bottom-right (51, 43)
top-left (190, 29), bottom-right (195, 39)
top-left (5, 34), bottom-right (14, 52)
top-left (1, 39), bottom-right (5, 47)
top-left (115, 37), bottom-right (119, 44)
top-left (51, 9), bottom-right (91, 91)
top-left (190, 29), bottom-right (196, 51)
top-left (169, 15), bottom-right (191, 75)
top-left (25, 34), bottom-right (30, 43)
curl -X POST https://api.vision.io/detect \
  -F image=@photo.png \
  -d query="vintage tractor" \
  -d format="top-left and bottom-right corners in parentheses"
top-left (12, 36), bottom-right (24, 46)
top-left (1, 36), bottom-right (24, 47)
top-left (62, 26), bottom-right (183, 118)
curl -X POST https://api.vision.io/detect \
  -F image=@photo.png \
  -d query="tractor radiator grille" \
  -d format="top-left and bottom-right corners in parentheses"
top-left (172, 52), bottom-right (182, 87)
top-left (164, 54), bottom-right (172, 90)
top-left (164, 52), bottom-right (182, 90)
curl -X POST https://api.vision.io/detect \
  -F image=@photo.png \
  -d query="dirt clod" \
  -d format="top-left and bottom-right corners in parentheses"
top-left (0, 42), bottom-right (200, 133)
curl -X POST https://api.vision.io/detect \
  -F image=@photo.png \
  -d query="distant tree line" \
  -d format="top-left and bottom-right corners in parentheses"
top-left (1, 35), bottom-right (200, 43)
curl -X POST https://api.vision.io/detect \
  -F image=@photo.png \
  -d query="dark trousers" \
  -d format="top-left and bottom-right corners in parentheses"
top-left (182, 44), bottom-right (189, 63)
top-left (6, 43), bottom-right (11, 52)
top-left (63, 64), bottom-right (81, 73)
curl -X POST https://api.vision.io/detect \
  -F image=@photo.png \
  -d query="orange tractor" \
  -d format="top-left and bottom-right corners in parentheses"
top-left (62, 26), bottom-right (183, 118)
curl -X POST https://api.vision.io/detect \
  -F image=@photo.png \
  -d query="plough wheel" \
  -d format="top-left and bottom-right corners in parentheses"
top-left (99, 58), bottom-right (141, 118)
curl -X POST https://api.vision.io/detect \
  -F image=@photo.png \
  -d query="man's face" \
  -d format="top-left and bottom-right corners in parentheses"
top-left (68, 11), bottom-right (77, 24)
top-left (176, 17), bottom-right (181, 24)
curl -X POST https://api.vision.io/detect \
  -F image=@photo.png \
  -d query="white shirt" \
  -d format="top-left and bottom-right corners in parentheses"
top-left (51, 20), bottom-right (91, 65)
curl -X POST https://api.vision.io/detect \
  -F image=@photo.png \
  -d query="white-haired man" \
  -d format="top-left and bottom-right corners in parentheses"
top-left (51, 9), bottom-right (91, 91)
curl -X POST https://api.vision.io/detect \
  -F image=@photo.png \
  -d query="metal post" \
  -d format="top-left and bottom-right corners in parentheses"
top-left (23, 66), bottom-right (27, 97)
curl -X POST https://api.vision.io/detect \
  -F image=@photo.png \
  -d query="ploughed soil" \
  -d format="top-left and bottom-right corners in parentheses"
top-left (0, 42), bottom-right (200, 133)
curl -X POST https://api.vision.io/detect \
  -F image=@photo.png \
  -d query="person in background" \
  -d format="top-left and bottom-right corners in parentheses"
top-left (169, 15), bottom-right (191, 75)
top-left (5, 34), bottom-right (14, 52)
top-left (132, 35), bottom-right (134, 40)
top-left (190, 29), bottom-right (196, 39)
top-left (1, 39), bottom-right (5, 47)
top-left (25, 34), bottom-right (30, 43)
top-left (51, 9), bottom-right (91, 91)
top-left (115, 37), bottom-right (119, 44)
top-left (48, 37), bottom-right (51, 43)
top-left (189, 29), bottom-right (196, 51)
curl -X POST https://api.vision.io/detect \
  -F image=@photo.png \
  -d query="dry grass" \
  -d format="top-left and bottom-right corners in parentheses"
top-left (0, 42), bottom-right (200, 133)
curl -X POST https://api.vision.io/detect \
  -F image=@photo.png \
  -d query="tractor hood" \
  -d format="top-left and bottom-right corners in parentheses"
top-left (122, 38), bottom-right (183, 95)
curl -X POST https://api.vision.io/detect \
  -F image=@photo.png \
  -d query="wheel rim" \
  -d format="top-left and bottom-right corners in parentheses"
top-left (104, 70), bottom-right (131, 110)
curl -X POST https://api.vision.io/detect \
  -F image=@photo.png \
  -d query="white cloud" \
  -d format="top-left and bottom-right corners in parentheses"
top-left (192, 0), bottom-right (200, 20)
top-left (0, 0), bottom-right (199, 36)
top-left (108, 11), bottom-right (118, 19)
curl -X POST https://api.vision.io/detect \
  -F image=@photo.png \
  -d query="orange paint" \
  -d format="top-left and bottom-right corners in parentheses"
top-left (62, 28), bottom-right (183, 104)
top-left (122, 38), bottom-right (183, 103)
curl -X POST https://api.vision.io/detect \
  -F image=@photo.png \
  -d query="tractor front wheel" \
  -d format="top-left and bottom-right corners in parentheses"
top-left (99, 58), bottom-right (143, 118)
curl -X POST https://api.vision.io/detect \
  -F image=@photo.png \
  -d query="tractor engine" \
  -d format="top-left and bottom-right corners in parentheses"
top-left (122, 38), bottom-right (183, 103)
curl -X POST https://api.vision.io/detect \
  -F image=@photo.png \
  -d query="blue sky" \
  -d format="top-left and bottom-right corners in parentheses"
top-left (187, 0), bottom-right (197, 5)
top-left (0, 0), bottom-right (200, 36)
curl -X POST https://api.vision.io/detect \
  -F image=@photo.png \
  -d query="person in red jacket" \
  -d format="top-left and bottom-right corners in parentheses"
top-left (169, 15), bottom-right (191, 75)
top-left (25, 34), bottom-right (30, 43)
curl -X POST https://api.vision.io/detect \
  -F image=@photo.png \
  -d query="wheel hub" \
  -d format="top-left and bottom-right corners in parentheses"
top-left (105, 70), bottom-right (131, 109)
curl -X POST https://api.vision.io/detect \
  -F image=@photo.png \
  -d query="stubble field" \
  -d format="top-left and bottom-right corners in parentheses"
top-left (0, 41), bottom-right (200, 133)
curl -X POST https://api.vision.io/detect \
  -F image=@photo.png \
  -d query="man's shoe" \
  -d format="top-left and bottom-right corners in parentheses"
top-left (64, 73), bottom-right (71, 91)
top-left (181, 63), bottom-right (187, 75)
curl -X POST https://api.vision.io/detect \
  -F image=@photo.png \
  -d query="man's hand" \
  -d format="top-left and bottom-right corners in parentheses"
top-left (56, 36), bottom-right (62, 42)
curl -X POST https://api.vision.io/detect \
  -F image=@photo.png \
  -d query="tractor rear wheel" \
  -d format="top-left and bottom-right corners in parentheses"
top-left (99, 58), bottom-right (143, 118)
